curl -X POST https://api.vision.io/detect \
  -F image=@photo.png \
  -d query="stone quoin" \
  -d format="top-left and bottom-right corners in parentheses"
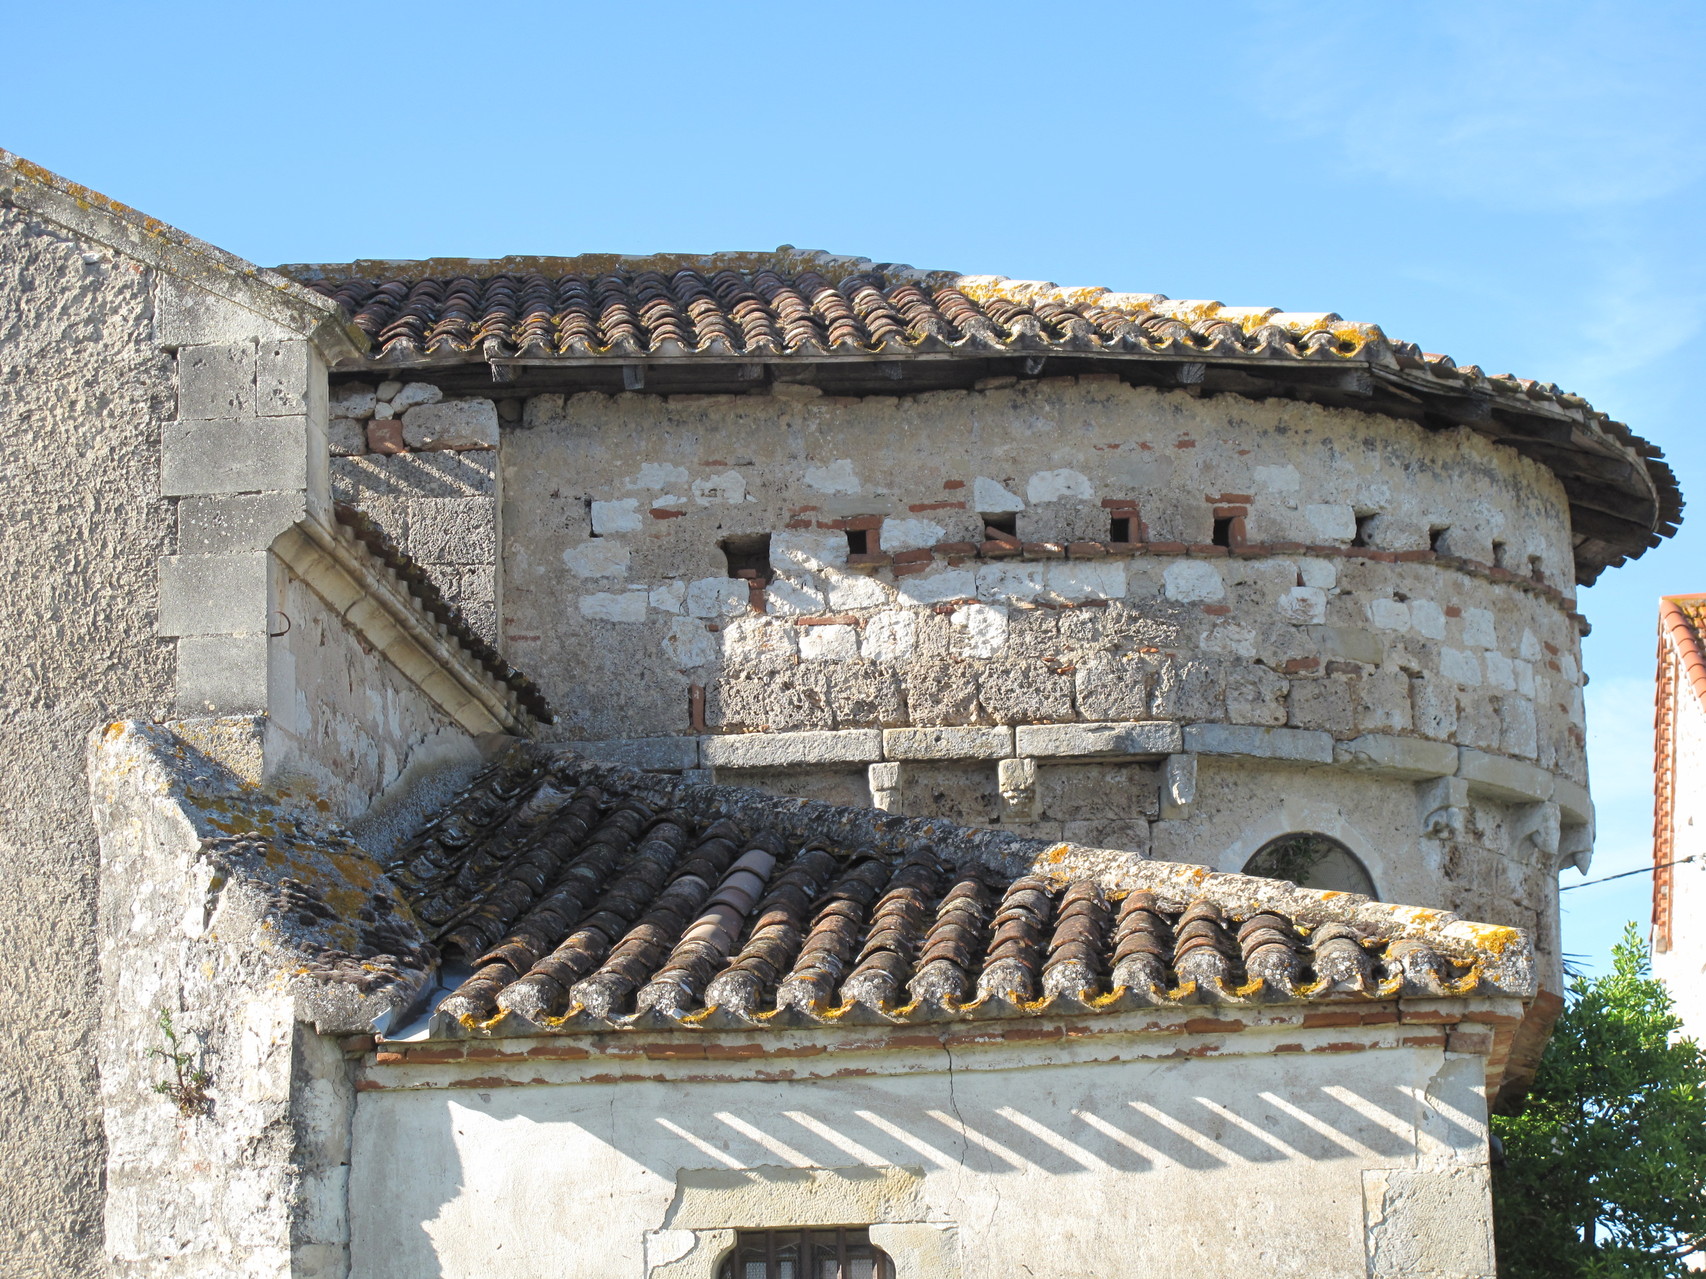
top-left (0, 147), bottom-right (1679, 1279)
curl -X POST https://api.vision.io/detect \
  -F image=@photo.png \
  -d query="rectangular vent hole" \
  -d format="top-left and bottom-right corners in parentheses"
top-left (1109, 516), bottom-right (1132, 544)
top-left (721, 533), bottom-right (773, 583)
top-left (982, 512), bottom-right (1018, 540)
top-left (1211, 517), bottom-right (1235, 548)
top-left (1352, 513), bottom-right (1378, 548)
top-left (846, 528), bottom-right (869, 555)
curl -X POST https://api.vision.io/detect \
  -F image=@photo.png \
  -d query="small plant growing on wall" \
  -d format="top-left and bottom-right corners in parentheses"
top-left (150, 1009), bottom-right (212, 1118)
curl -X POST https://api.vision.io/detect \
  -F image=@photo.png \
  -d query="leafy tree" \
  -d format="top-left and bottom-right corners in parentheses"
top-left (1494, 923), bottom-right (1706, 1276)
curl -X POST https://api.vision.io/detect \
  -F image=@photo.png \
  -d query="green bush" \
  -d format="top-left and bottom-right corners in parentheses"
top-left (1494, 924), bottom-right (1706, 1276)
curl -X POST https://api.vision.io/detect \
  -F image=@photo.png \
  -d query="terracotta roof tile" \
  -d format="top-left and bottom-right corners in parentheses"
top-left (388, 748), bottom-right (1534, 1039)
top-left (283, 249), bottom-right (1680, 583)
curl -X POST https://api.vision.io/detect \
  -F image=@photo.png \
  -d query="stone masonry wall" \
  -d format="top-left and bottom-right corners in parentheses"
top-left (498, 377), bottom-right (1583, 778)
top-left (264, 560), bottom-right (472, 823)
top-left (328, 379), bottom-right (502, 641)
top-left (491, 376), bottom-right (1586, 985)
top-left (0, 204), bottom-right (178, 1278)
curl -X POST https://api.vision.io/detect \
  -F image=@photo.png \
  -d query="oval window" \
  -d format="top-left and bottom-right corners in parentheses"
top-left (1243, 832), bottom-right (1376, 897)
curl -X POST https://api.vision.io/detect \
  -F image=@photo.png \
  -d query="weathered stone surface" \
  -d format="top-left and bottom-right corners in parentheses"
top-left (1457, 747), bottom-right (1554, 801)
top-left (1183, 723), bottom-right (1335, 763)
top-left (977, 660), bottom-right (1075, 723)
top-left (177, 492), bottom-right (308, 554)
top-left (389, 380), bottom-right (443, 411)
top-left (156, 553), bottom-right (269, 636)
top-left (883, 726), bottom-right (1014, 759)
top-left (400, 398), bottom-right (499, 451)
top-left (1336, 733), bottom-right (1459, 778)
top-left (1015, 721), bottom-right (1182, 758)
top-left (328, 416), bottom-right (367, 455)
top-left (328, 381), bottom-right (376, 420)
top-left (1161, 752), bottom-right (1198, 819)
top-left (700, 728), bottom-right (883, 768)
top-left (161, 417), bottom-right (310, 495)
top-left (566, 736), bottom-right (699, 771)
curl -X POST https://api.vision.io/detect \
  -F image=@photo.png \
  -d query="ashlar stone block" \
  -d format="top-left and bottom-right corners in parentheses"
top-left (699, 729), bottom-right (882, 768)
top-left (883, 726), bottom-right (1014, 760)
top-left (1015, 721), bottom-right (1182, 758)
top-left (1182, 723), bottom-right (1335, 763)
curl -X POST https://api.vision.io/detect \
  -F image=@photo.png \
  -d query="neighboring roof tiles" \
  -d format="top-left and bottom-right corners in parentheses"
top-left (282, 249), bottom-right (1679, 585)
top-left (387, 748), bottom-right (1535, 1040)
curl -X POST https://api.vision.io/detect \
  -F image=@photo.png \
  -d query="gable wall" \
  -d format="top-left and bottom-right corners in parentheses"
top-left (0, 202), bottom-right (179, 1278)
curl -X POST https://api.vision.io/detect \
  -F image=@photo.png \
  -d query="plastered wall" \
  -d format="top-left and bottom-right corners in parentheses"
top-left (1654, 666), bottom-right (1706, 1040)
top-left (0, 204), bottom-right (178, 1278)
top-left (350, 1033), bottom-right (1499, 1279)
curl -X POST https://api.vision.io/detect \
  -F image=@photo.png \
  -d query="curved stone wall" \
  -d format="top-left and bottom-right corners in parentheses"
top-left (333, 373), bottom-right (1592, 984)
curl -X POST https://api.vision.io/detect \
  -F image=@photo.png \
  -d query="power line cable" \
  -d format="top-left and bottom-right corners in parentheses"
top-left (1560, 855), bottom-right (1695, 891)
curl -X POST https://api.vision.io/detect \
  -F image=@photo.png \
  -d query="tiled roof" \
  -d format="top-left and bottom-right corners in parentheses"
top-left (388, 748), bottom-right (1534, 1039)
top-left (331, 503), bottom-right (553, 723)
top-left (283, 250), bottom-right (1679, 584)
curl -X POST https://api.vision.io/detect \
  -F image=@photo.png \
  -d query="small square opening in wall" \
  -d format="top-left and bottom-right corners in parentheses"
top-left (1211, 517), bottom-right (1235, 548)
top-left (1109, 515), bottom-right (1132, 544)
top-left (1429, 526), bottom-right (1450, 552)
top-left (1352, 513), bottom-right (1378, 548)
top-left (982, 512), bottom-right (1018, 540)
top-left (1528, 554), bottom-right (1546, 582)
top-left (1492, 539), bottom-right (1510, 569)
top-left (721, 533), bottom-right (773, 583)
top-left (846, 528), bottom-right (869, 555)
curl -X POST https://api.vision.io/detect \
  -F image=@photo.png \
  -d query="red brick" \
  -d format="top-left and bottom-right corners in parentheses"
top-left (367, 421), bottom-right (407, 454)
top-left (909, 501), bottom-right (965, 512)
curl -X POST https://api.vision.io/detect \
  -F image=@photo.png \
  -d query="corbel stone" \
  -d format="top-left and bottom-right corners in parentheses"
top-left (869, 762), bottom-right (905, 813)
top-left (997, 757), bottom-right (1039, 824)
top-left (1417, 775), bottom-right (1469, 840)
top-left (1511, 801), bottom-right (1562, 865)
top-left (1558, 821), bottom-right (1594, 875)
top-left (1161, 753), bottom-right (1197, 820)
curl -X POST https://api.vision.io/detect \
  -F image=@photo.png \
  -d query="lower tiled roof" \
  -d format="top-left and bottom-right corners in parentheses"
top-left (387, 749), bottom-right (1534, 1038)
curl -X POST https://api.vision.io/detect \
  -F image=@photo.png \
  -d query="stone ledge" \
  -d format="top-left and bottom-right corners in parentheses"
top-left (568, 736), bottom-right (699, 772)
top-left (883, 726), bottom-right (1014, 760)
top-left (1015, 721), bottom-right (1182, 759)
top-left (1457, 749), bottom-right (1555, 804)
top-left (1183, 723), bottom-right (1335, 764)
top-left (701, 729), bottom-right (882, 769)
top-left (1334, 734), bottom-right (1460, 779)
top-left (1553, 776), bottom-right (1593, 826)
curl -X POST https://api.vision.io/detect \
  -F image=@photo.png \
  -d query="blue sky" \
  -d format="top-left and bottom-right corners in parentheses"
top-left (6, 1), bottom-right (1701, 971)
